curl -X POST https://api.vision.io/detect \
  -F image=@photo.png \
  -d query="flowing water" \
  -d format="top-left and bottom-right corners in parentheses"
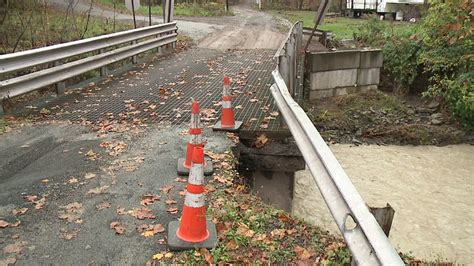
top-left (292, 144), bottom-right (474, 264)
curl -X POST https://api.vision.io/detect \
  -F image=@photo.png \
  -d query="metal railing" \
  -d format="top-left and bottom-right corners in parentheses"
top-left (0, 22), bottom-right (177, 100)
top-left (274, 22), bottom-right (302, 100)
top-left (271, 23), bottom-right (404, 265)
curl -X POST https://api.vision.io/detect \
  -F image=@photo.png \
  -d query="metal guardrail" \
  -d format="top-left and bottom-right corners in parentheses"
top-left (0, 22), bottom-right (177, 100)
top-left (271, 23), bottom-right (404, 265)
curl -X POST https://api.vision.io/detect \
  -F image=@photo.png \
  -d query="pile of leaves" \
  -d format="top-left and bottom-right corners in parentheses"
top-left (156, 150), bottom-right (352, 264)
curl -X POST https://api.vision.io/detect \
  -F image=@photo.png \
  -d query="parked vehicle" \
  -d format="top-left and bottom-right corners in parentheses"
top-left (345, 0), bottom-right (425, 20)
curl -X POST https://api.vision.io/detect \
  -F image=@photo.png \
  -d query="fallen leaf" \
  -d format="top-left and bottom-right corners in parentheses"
top-left (174, 177), bottom-right (187, 183)
top-left (216, 222), bottom-right (232, 237)
top-left (236, 224), bottom-right (255, 238)
top-left (87, 185), bottom-right (109, 195)
top-left (225, 239), bottom-right (239, 250)
top-left (278, 212), bottom-right (290, 223)
top-left (110, 221), bottom-right (126, 235)
top-left (165, 199), bottom-right (177, 205)
top-left (199, 248), bottom-right (212, 263)
top-left (116, 207), bottom-right (126, 215)
top-left (139, 224), bottom-right (165, 237)
top-left (23, 195), bottom-right (38, 202)
top-left (0, 220), bottom-right (9, 228)
top-left (294, 245), bottom-right (314, 260)
top-left (152, 253), bottom-right (164, 260)
top-left (3, 241), bottom-right (27, 254)
top-left (12, 208), bottom-right (28, 216)
top-left (58, 202), bottom-right (84, 223)
top-left (85, 149), bottom-right (100, 160)
top-left (140, 194), bottom-right (161, 206)
top-left (84, 173), bottom-right (96, 180)
top-left (271, 228), bottom-right (286, 239)
top-left (164, 252), bottom-right (173, 258)
top-left (68, 177), bottom-right (79, 184)
top-left (96, 202), bottom-right (111, 210)
top-left (253, 134), bottom-right (268, 149)
top-left (270, 111), bottom-right (279, 117)
top-left (159, 185), bottom-right (174, 194)
top-left (166, 207), bottom-right (178, 214)
top-left (129, 207), bottom-right (156, 220)
top-left (253, 233), bottom-right (267, 242)
top-left (34, 197), bottom-right (46, 210)
top-left (60, 228), bottom-right (80, 240)
top-left (10, 221), bottom-right (21, 227)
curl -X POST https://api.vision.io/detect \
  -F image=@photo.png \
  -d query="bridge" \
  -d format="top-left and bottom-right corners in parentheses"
top-left (0, 5), bottom-right (403, 265)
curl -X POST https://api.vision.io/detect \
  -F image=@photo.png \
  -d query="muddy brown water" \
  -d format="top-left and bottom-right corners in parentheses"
top-left (293, 144), bottom-right (474, 264)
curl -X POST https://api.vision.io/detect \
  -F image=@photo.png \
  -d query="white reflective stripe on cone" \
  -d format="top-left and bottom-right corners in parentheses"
top-left (222, 101), bottom-right (232, 108)
top-left (223, 85), bottom-right (230, 96)
top-left (188, 164), bottom-right (204, 185)
top-left (184, 192), bottom-right (205, 208)
top-left (189, 134), bottom-right (202, 145)
top-left (190, 114), bottom-right (200, 128)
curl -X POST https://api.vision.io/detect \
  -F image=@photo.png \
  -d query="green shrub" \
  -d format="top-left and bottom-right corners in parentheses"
top-left (418, 0), bottom-right (473, 129)
top-left (354, 17), bottom-right (422, 94)
top-left (354, 0), bottom-right (473, 129)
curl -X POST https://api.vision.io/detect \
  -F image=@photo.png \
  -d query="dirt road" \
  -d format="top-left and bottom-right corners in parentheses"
top-left (293, 144), bottom-right (474, 264)
top-left (198, 6), bottom-right (286, 50)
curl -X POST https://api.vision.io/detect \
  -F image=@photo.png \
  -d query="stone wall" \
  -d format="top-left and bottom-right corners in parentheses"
top-left (305, 49), bottom-right (383, 99)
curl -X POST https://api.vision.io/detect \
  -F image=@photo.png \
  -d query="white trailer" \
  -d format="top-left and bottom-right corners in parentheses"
top-left (345, 0), bottom-right (425, 20)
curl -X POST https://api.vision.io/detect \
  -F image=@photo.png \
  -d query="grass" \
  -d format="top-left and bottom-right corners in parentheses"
top-left (0, 2), bottom-right (133, 54)
top-left (137, 3), bottom-right (233, 17)
top-left (95, 0), bottom-right (233, 17)
top-left (93, 0), bottom-right (129, 12)
top-left (271, 10), bottom-right (414, 39)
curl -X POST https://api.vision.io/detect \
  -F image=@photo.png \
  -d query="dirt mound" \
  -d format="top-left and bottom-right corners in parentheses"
top-left (304, 90), bottom-right (473, 146)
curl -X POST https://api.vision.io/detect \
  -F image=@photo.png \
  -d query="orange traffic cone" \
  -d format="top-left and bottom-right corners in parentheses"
top-left (168, 146), bottom-right (217, 250)
top-left (213, 76), bottom-right (242, 132)
top-left (177, 100), bottom-right (213, 176)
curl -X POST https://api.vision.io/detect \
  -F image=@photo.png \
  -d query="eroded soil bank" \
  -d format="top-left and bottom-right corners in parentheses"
top-left (293, 144), bottom-right (474, 264)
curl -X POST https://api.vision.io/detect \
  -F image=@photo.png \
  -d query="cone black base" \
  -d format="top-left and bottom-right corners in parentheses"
top-left (212, 120), bottom-right (243, 132)
top-left (177, 158), bottom-right (214, 176)
top-left (167, 220), bottom-right (217, 251)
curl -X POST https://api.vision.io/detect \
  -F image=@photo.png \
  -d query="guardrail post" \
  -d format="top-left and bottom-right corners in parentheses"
top-left (54, 61), bottom-right (66, 95)
top-left (132, 41), bottom-right (138, 64)
top-left (157, 33), bottom-right (162, 54)
top-left (172, 29), bottom-right (177, 49)
top-left (99, 49), bottom-right (109, 77)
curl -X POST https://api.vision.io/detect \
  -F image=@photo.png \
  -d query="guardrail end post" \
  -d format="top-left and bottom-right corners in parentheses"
top-left (99, 49), bottom-right (109, 77)
top-left (54, 61), bottom-right (66, 95)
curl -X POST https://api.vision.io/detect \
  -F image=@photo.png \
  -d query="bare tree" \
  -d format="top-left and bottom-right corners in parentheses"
top-left (0, 0), bottom-right (8, 25)
top-left (81, 0), bottom-right (94, 38)
top-left (12, 0), bottom-right (37, 53)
